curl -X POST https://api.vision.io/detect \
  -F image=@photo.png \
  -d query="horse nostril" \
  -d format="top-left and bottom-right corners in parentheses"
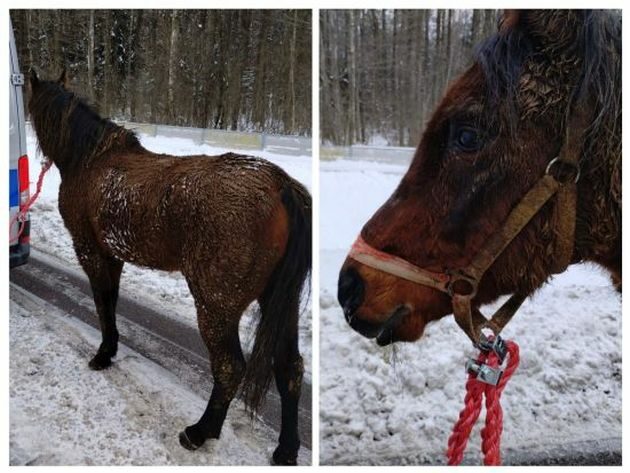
top-left (337, 267), bottom-right (365, 319)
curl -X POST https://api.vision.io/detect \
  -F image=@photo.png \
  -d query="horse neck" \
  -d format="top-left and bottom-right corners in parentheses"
top-left (31, 116), bottom-right (75, 177)
top-left (573, 132), bottom-right (621, 269)
top-left (36, 100), bottom-right (127, 176)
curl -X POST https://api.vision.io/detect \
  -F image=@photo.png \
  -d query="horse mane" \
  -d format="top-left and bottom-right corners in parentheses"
top-left (573, 11), bottom-right (622, 169)
top-left (29, 80), bottom-right (141, 172)
top-left (474, 10), bottom-right (621, 165)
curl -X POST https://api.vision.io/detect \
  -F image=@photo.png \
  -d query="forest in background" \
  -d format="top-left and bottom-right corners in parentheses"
top-left (11, 9), bottom-right (312, 136)
top-left (320, 9), bottom-right (498, 146)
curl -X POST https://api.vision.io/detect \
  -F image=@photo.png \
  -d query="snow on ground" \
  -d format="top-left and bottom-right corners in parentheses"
top-left (24, 128), bottom-right (312, 377)
top-left (319, 158), bottom-right (621, 465)
top-left (10, 289), bottom-right (310, 465)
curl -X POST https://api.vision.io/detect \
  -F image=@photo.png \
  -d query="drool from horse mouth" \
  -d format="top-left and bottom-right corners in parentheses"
top-left (375, 305), bottom-right (411, 346)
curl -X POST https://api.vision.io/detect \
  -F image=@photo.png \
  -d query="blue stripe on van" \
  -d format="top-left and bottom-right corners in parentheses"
top-left (9, 169), bottom-right (19, 207)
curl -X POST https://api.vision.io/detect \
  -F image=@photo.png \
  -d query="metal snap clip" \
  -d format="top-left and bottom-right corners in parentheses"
top-left (476, 334), bottom-right (508, 363)
top-left (466, 358), bottom-right (503, 386)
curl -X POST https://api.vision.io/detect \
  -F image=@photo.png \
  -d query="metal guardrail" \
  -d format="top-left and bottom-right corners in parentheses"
top-left (320, 144), bottom-right (415, 165)
top-left (118, 121), bottom-right (312, 157)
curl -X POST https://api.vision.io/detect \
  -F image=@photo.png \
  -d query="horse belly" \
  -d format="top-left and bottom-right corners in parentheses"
top-left (96, 194), bottom-right (182, 271)
top-left (100, 224), bottom-right (180, 270)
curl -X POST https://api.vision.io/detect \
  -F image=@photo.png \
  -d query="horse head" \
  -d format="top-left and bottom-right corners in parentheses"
top-left (28, 69), bottom-right (75, 165)
top-left (338, 10), bottom-right (621, 346)
top-left (28, 69), bottom-right (139, 175)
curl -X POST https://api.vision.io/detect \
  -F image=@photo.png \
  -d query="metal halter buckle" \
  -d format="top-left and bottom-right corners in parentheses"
top-left (545, 156), bottom-right (581, 184)
top-left (476, 334), bottom-right (508, 363)
top-left (466, 359), bottom-right (503, 386)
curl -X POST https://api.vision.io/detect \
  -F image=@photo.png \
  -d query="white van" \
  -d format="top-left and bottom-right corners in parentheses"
top-left (9, 18), bottom-right (30, 268)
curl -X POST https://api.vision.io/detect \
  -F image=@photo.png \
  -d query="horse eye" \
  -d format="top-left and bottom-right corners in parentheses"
top-left (453, 126), bottom-right (482, 152)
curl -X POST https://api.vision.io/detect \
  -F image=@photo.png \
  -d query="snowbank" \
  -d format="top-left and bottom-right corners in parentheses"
top-left (319, 158), bottom-right (621, 465)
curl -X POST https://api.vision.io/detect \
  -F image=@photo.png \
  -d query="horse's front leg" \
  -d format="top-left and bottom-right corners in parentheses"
top-left (179, 320), bottom-right (245, 450)
top-left (76, 245), bottom-right (124, 370)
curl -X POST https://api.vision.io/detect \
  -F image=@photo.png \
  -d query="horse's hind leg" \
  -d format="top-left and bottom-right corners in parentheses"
top-left (179, 290), bottom-right (246, 450)
top-left (76, 245), bottom-right (124, 370)
top-left (268, 299), bottom-right (303, 466)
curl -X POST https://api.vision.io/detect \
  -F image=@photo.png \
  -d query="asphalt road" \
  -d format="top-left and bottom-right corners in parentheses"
top-left (9, 251), bottom-right (312, 450)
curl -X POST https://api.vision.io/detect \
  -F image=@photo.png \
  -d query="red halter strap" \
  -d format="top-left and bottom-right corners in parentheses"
top-left (348, 235), bottom-right (451, 293)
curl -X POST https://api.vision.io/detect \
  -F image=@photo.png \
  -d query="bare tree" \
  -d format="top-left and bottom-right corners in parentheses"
top-left (11, 9), bottom-right (312, 136)
top-left (86, 10), bottom-right (95, 101)
top-left (320, 9), bottom-right (500, 146)
top-left (167, 10), bottom-right (179, 122)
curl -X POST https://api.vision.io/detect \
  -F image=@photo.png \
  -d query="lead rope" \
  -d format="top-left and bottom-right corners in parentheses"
top-left (9, 160), bottom-right (53, 244)
top-left (446, 336), bottom-right (520, 466)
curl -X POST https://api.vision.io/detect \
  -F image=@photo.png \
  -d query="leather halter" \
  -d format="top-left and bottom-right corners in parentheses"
top-left (349, 104), bottom-right (589, 345)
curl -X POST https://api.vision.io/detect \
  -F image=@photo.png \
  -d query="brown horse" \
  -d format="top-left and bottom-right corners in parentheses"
top-left (28, 70), bottom-right (311, 465)
top-left (339, 10), bottom-right (620, 346)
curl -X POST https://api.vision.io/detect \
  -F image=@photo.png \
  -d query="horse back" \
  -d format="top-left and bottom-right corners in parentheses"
top-left (58, 150), bottom-right (293, 273)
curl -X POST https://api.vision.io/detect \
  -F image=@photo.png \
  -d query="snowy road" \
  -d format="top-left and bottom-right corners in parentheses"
top-left (10, 283), bottom-right (310, 465)
top-left (10, 129), bottom-right (312, 465)
top-left (319, 158), bottom-right (621, 465)
top-left (10, 250), bottom-right (312, 446)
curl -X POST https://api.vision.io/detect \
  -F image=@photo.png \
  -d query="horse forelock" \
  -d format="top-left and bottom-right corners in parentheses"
top-left (475, 10), bottom-right (620, 158)
top-left (475, 22), bottom-right (534, 131)
top-left (29, 80), bottom-right (139, 173)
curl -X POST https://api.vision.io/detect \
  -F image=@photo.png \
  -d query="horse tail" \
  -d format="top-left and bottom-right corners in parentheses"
top-left (241, 178), bottom-right (311, 413)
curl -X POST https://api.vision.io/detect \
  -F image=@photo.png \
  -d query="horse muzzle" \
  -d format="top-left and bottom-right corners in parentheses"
top-left (338, 266), bottom-right (378, 337)
top-left (338, 266), bottom-right (411, 345)
top-left (338, 266), bottom-right (365, 319)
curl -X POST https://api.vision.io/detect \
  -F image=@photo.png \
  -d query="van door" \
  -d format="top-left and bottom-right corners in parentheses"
top-left (9, 18), bottom-right (30, 267)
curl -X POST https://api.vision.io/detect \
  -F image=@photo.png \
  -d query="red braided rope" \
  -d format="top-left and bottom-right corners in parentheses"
top-left (446, 339), bottom-right (520, 466)
top-left (9, 160), bottom-right (53, 245)
top-left (446, 350), bottom-right (488, 465)
top-left (481, 351), bottom-right (503, 465)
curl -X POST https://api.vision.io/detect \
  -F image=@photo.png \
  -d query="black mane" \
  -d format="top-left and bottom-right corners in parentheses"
top-left (29, 80), bottom-right (140, 172)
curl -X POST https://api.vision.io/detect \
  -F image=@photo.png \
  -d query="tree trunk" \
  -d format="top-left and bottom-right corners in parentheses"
top-left (86, 10), bottom-right (95, 101)
top-left (102, 12), bottom-right (112, 117)
top-left (125, 10), bottom-right (140, 119)
top-left (167, 10), bottom-right (179, 123)
top-left (445, 10), bottom-right (453, 86)
top-left (288, 10), bottom-right (298, 133)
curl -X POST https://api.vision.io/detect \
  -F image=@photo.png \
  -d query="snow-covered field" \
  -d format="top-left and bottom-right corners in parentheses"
top-left (10, 129), bottom-right (312, 465)
top-left (319, 158), bottom-right (621, 465)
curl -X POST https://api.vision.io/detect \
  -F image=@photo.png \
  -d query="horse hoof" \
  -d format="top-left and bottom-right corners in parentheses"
top-left (88, 353), bottom-right (113, 370)
top-left (271, 446), bottom-right (298, 466)
top-left (179, 430), bottom-right (203, 451)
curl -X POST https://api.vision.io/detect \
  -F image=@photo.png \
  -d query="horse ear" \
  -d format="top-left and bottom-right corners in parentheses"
top-left (30, 68), bottom-right (39, 87)
top-left (57, 68), bottom-right (69, 88)
top-left (499, 10), bottom-right (521, 34)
